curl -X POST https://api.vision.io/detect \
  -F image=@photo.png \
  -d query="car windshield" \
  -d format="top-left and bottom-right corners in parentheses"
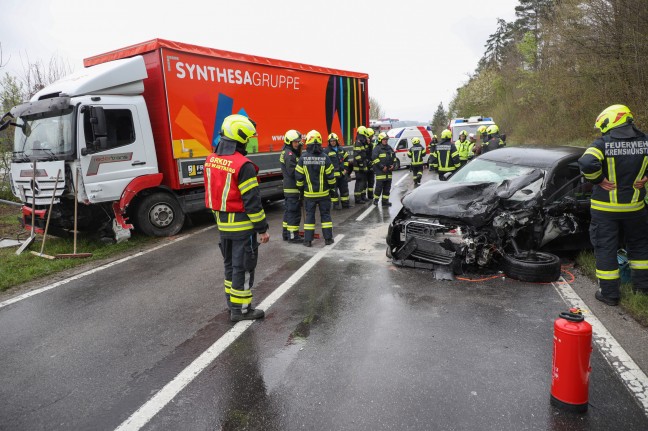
top-left (13, 108), bottom-right (75, 159)
top-left (448, 158), bottom-right (545, 201)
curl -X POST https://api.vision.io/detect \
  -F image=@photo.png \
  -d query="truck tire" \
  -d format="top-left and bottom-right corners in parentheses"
top-left (135, 192), bottom-right (185, 237)
top-left (502, 250), bottom-right (561, 283)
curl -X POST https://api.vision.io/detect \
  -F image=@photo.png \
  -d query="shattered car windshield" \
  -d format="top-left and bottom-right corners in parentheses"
top-left (449, 158), bottom-right (545, 201)
top-left (13, 108), bottom-right (74, 159)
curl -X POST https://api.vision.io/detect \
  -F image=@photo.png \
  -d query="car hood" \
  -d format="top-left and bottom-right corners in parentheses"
top-left (401, 169), bottom-right (544, 227)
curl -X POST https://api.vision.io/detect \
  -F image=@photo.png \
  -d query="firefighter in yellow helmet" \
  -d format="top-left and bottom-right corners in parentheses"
top-left (455, 130), bottom-right (472, 166)
top-left (204, 114), bottom-right (268, 322)
top-left (323, 132), bottom-right (351, 209)
top-left (578, 104), bottom-right (648, 305)
top-left (481, 124), bottom-right (504, 154)
top-left (365, 127), bottom-right (376, 200)
top-left (295, 130), bottom-right (337, 246)
top-left (372, 132), bottom-right (397, 205)
top-left (280, 129), bottom-right (303, 243)
top-left (429, 129), bottom-right (461, 181)
top-left (352, 126), bottom-right (370, 204)
top-left (407, 136), bottom-right (425, 185)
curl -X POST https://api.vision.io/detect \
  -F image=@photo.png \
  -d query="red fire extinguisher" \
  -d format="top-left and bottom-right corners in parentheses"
top-left (550, 308), bottom-right (592, 412)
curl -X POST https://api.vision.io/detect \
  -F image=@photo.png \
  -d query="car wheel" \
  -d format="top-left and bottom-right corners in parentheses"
top-left (135, 192), bottom-right (186, 237)
top-left (502, 250), bottom-right (561, 283)
top-left (393, 159), bottom-right (400, 170)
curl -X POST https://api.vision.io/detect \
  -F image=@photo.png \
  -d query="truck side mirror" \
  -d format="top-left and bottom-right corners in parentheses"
top-left (89, 106), bottom-right (107, 138)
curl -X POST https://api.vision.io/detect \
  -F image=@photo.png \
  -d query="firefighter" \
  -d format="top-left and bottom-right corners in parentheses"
top-left (468, 133), bottom-right (480, 156)
top-left (352, 126), bottom-right (370, 204)
top-left (482, 124), bottom-right (504, 154)
top-left (365, 127), bottom-right (376, 201)
top-left (407, 136), bottom-right (425, 185)
top-left (324, 132), bottom-right (351, 209)
top-left (429, 129), bottom-right (460, 181)
top-left (477, 125), bottom-right (488, 145)
top-left (578, 104), bottom-right (648, 306)
top-left (204, 114), bottom-right (268, 322)
top-left (455, 130), bottom-right (472, 166)
top-left (280, 129), bottom-right (303, 243)
top-left (428, 134), bottom-right (438, 171)
top-left (296, 130), bottom-right (337, 247)
top-left (372, 132), bottom-right (396, 206)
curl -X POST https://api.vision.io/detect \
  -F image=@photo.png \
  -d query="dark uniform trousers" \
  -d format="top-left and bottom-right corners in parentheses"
top-left (366, 169), bottom-right (375, 199)
top-left (590, 210), bottom-right (648, 298)
top-left (283, 195), bottom-right (301, 236)
top-left (219, 233), bottom-right (259, 312)
top-left (331, 176), bottom-right (350, 207)
top-left (304, 198), bottom-right (333, 241)
top-left (374, 173), bottom-right (392, 204)
top-left (411, 166), bottom-right (423, 184)
top-left (353, 170), bottom-right (367, 202)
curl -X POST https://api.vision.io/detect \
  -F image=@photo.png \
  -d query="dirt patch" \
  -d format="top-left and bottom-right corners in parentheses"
top-left (0, 202), bottom-right (23, 239)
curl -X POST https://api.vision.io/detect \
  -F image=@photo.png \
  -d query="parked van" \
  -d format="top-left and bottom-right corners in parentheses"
top-left (387, 126), bottom-right (433, 169)
top-left (449, 116), bottom-right (495, 141)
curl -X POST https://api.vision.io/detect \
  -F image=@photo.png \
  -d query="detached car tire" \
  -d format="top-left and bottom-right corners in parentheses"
top-left (135, 192), bottom-right (186, 237)
top-left (502, 250), bottom-right (561, 283)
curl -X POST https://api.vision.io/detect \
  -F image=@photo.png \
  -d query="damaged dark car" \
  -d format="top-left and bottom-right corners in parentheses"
top-left (386, 147), bottom-right (592, 282)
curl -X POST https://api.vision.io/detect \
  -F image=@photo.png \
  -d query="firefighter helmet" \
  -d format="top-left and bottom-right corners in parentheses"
top-left (328, 132), bottom-right (339, 143)
top-left (366, 128), bottom-right (375, 137)
top-left (412, 137), bottom-right (421, 145)
top-left (478, 125), bottom-right (488, 134)
top-left (459, 130), bottom-right (468, 137)
top-left (305, 130), bottom-right (322, 145)
top-left (486, 125), bottom-right (499, 135)
top-left (284, 129), bottom-right (302, 145)
top-left (221, 114), bottom-right (256, 144)
top-left (356, 125), bottom-right (367, 137)
top-left (595, 104), bottom-right (633, 134)
top-left (377, 132), bottom-right (388, 142)
top-left (441, 129), bottom-right (452, 139)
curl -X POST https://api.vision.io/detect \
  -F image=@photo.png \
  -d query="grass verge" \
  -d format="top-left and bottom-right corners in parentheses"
top-left (577, 250), bottom-right (648, 326)
top-left (0, 233), bottom-right (157, 292)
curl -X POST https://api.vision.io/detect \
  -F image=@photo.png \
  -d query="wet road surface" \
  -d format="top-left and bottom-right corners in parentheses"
top-left (0, 169), bottom-right (647, 430)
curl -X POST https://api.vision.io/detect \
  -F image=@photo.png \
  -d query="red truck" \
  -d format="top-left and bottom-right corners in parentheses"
top-left (2, 39), bottom-right (369, 240)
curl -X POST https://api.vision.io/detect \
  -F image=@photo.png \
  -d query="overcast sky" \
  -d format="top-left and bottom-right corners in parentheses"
top-left (0, 0), bottom-right (518, 122)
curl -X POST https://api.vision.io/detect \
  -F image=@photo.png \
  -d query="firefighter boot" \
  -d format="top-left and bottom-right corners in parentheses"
top-left (325, 238), bottom-right (334, 245)
top-left (303, 240), bottom-right (312, 247)
top-left (289, 232), bottom-right (302, 243)
top-left (230, 307), bottom-right (265, 322)
top-left (382, 200), bottom-right (392, 207)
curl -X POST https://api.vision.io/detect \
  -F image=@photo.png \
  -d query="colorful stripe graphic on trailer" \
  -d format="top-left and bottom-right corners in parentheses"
top-left (326, 76), bottom-right (368, 145)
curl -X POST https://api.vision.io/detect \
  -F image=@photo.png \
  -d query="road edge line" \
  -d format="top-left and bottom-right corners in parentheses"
top-left (552, 276), bottom-right (648, 415)
top-left (114, 234), bottom-right (345, 431)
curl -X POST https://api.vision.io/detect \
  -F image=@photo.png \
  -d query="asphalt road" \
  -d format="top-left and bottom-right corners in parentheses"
top-left (1, 169), bottom-right (647, 431)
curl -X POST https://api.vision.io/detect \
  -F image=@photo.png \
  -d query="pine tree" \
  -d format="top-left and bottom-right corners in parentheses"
top-left (430, 103), bottom-right (448, 136)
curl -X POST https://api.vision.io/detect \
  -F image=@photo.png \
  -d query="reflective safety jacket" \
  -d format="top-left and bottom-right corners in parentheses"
top-left (296, 148), bottom-right (337, 198)
top-left (324, 145), bottom-right (350, 177)
top-left (204, 151), bottom-right (268, 237)
top-left (455, 138), bottom-right (474, 161)
top-left (407, 143), bottom-right (426, 166)
top-left (578, 124), bottom-right (648, 215)
top-left (353, 136), bottom-right (369, 171)
top-left (280, 144), bottom-right (300, 195)
top-left (372, 143), bottom-right (397, 179)
top-left (430, 139), bottom-right (461, 172)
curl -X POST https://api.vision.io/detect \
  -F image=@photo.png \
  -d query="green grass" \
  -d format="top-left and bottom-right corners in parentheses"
top-left (577, 250), bottom-right (648, 326)
top-left (0, 233), bottom-right (157, 292)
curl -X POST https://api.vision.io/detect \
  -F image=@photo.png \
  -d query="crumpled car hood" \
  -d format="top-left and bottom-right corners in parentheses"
top-left (401, 169), bottom-right (544, 227)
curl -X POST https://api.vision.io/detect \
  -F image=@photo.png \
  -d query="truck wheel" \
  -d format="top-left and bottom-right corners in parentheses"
top-left (502, 250), bottom-right (561, 283)
top-left (135, 192), bottom-right (185, 237)
top-left (393, 159), bottom-right (400, 170)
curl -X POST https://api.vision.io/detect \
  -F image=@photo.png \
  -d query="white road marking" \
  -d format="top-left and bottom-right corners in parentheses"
top-left (552, 277), bottom-right (648, 415)
top-left (0, 226), bottom-right (216, 310)
top-left (114, 234), bottom-right (345, 431)
top-left (355, 171), bottom-right (410, 222)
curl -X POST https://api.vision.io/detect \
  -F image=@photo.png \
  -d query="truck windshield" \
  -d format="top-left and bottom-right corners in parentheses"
top-left (13, 107), bottom-right (75, 160)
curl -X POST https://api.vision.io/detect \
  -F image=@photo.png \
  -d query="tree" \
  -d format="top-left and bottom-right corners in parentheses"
top-left (480, 18), bottom-right (513, 69)
top-left (19, 54), bottom-right (72, 99)
top-left (0, 73), bottom-right (23, 190)
top-left (369, 96), bottom-right (385, 119)
top-left (430, 102), bottom-right (448, 135)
